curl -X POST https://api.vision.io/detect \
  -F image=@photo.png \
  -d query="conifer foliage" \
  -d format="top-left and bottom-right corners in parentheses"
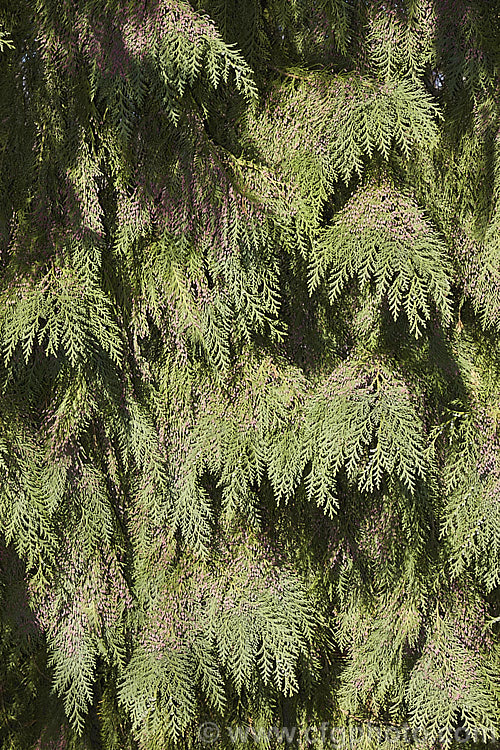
top-left (0, 1), bottom-right (499, 748)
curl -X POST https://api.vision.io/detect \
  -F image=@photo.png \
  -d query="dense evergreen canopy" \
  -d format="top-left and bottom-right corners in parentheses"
top-left (0, 0), bottom-right (499, 748)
